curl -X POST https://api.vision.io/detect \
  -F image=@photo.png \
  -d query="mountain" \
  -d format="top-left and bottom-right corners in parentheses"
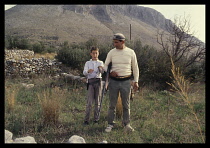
top-left (5, 5), bottom-right (173, 49)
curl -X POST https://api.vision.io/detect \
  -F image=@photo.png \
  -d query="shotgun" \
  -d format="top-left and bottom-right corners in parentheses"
top-left (98, 62), bottom-right (112, 118)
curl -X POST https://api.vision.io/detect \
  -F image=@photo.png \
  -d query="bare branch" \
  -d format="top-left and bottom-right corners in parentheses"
top-left (156, 15), bottom-right (206, 68)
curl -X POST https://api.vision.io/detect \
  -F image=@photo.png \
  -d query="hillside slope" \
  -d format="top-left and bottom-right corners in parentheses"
top-left (5, 5), bottom-right (172, 48)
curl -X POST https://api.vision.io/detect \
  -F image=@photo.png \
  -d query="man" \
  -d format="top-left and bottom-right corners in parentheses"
top-left (104, 33), bottom-right (139, 132)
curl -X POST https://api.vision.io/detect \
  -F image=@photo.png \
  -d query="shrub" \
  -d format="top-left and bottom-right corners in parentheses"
top-left (37, 87), bottom-right (67, 125)
top-left (56, 46), bottom-right (89, 72)
top-left (56, 38), bottom-right (204, 90)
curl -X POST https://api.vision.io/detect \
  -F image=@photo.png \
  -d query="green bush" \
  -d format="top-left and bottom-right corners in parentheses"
top-left (56, 46), bottom-right (89, 72)
top-left (56, 39), bottom-right (112, 73)
top-left (134, 45), bottom-right (172, 89)
top-left (5, 36), bottom-right (31, 50)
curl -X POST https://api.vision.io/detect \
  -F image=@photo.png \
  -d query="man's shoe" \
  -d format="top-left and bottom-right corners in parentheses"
top-left (124, 124), bottom-right (134, 133)
top-left (105, 124), bottom-right (114, 132)
top-left (83, 121), bottom-right (89, 125)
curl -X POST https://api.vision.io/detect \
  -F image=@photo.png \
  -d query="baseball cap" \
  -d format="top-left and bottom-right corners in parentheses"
top-left (113, 33), bottom-right (125, 41)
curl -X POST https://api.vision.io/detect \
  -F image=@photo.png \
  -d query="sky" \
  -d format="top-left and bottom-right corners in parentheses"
top-left (138, 5), bottom-right (206, 43)
top-left (5, 4), bottom-right (206, 43)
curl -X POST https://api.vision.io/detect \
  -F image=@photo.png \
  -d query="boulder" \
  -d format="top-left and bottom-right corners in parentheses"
top-left (5, 130), bottom-right (13, 143)
top-left (67, 135), bottom-right (86, 143)
top-left (13, 136), bottom-right (37, 143)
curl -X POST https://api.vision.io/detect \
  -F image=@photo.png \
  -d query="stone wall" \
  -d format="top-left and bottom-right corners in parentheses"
top-left (5, 57), bottom-right (62, 78)
top-left (4, 50), bottom-right (87, 83)
top-left (5, 49), bottom-right (34, 60)
top-left (5, 49), bottom-right (62, 78)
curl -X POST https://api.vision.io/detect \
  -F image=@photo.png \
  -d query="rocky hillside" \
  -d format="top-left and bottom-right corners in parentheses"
top-left (5, 5), bottom-right (172, 49)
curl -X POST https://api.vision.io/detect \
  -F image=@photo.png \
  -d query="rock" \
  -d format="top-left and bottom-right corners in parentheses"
top-left (5, 130), bottom-right (13, 143)
top-left (5, 51), bottom-right (62, 78)
top-left (67, 135), bottom-right (86, 143)
top-left (21, 83), bottom-right (34, 89)
top-left (98, 140), bottom-right (108, 144)
top-left (13, 136), bottom-right (37, 143)
top-left (5, 50), bottom-right (34, 60)
top-left (26, 84), bottom-right (34, 89)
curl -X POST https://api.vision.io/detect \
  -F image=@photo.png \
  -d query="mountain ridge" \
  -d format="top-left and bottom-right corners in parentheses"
top-left (5, 5), bottom-right (173, 49)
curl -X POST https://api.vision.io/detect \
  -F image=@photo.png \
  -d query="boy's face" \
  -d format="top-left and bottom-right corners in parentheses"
top-left (90, 50), bottom-right (99, 60)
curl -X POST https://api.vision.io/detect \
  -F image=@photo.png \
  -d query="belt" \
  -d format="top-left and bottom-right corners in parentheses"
top-left (89, 78), bottom-right (101, 80)
top-left (110, 75), bottom-right (131, 81)
top-left (87, 78), bottom-right (101, 90)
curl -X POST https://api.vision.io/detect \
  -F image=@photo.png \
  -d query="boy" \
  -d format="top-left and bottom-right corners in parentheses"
top-left (83, 47), bottom-right (104, 125)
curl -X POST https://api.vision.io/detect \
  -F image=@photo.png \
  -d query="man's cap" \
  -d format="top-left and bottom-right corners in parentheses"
top-left (113, 33), bottom-right (125, 41)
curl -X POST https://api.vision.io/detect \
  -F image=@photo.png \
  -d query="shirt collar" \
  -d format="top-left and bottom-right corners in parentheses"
top-left (90, 59), bottom-right (99, 61)
top-left (115, 46), bottom-right (127, 50)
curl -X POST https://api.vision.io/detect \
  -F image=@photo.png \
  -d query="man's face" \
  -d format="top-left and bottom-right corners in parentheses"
top-left (113, 40), bottom-right (124, 49)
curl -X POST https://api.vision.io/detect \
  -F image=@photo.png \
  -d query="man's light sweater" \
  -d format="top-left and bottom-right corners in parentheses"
top-left (104, 47), bottom-right (139, 82)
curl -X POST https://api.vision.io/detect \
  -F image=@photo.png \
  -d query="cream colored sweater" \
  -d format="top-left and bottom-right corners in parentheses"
top-left (104, 47), bottom-right (139, 82)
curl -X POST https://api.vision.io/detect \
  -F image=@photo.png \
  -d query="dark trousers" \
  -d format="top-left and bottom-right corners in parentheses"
top-left (84, 78), bottom-right (102, 122)
top-left (107, 78), bottom-right (131, 126)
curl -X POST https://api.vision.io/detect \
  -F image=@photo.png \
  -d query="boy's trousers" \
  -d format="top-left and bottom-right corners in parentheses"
top-left (84, 78), bottom-right (102, 122)
top-left (107, 78), bottom-right (131, 126)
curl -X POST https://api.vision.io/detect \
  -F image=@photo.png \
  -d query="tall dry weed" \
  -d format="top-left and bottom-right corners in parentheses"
top-left (116, 92), bottom-right (123, 119)
top-left (167, 57), bottom-right (205, 143)
top-left (6, 90), bottom-right (16, 112)
top-left (5, 85), bottom-right (19, 112)
top-left (37, 86), bottom-right (67, 124)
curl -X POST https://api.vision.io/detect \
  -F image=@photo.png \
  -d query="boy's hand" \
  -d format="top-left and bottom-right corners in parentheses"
top-left (88, 69), bottom-right (94, 74)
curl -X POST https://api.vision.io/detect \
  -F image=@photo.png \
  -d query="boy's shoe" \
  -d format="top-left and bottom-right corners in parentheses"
top-left (83, 121), bottom-right (89, 125)
top-left (105, 124), bottom-right (114, 132)
top-left (124, 124), bottom-right (134, 133)
top-left (93, 120), bottom-right (99, 124)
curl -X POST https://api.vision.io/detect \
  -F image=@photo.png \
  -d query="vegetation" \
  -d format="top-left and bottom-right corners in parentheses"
top-left (5, 36), bottom-right (57, 54)
top-left (55, 38), bottom-right (205, 89)
top-left (5, 75), bottom-right (205, 143)
top-left (167, 57), bottom-right (205, 143)
top-left (5, 19), bottom-right (205, 142)
top-left (5, 33), bottom-right (205, 89)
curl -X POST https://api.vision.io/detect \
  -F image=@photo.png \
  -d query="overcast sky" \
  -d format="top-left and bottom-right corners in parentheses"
top-left (139, 5), bottom-right (205, 43)
top-left (5, 4), bottom-right (206, 43)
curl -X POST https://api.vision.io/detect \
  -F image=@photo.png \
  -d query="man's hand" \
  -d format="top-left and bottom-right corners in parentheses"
top-left (88, 69), bottom-right (94, 74)
top-left (98, 66), bottom-right (103, 73)
top-left (133, 82), bottom-right (139, 92)
top-left (110, 71), bottom-right (118, 77)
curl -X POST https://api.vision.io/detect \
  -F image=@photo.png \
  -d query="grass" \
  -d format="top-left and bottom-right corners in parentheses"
top-left (5, 75), bottom-right (205, 143)
top-left (166, 57), bottom-right (205, 143)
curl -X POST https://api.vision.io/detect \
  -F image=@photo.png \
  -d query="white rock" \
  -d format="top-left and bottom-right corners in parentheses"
top-left (26, 84), bottom-right (34, 89)
top-left (5, 130), bottom-right (13, 143)
top-left (13, 136), bottom-right (36, 143)
top-left (21, 83), bottom-right (34, 89)
top-left (68, 135), bottom-right (86, 143)
top-left (98, 140), bottom-right (108, 144)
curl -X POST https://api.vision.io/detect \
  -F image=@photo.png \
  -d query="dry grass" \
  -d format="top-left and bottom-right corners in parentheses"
top-left (116, 92), bottom-right (123, 119)
top-left (11, 52), bottom-right (57, 60)
top-left (26, 52), bottom-right (57, 60)
top-left (5, 85), bottom-right (19, 112)
top-left (6, 90), bottom-right (16, 112)
top-left (167, 57), bottom-right (205, 143)
top-left (37, 86), bottom-right (67, 124)
top-left (33, 53), bottom-right (57, 59)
